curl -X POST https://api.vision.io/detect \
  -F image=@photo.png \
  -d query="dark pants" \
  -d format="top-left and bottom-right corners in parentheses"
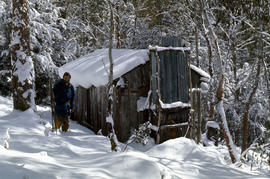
top-left (70, 111), bottom-right (74, 120)
top-left (55, 103), bottom-right (69, 132)
top-left (55, 115), bottom-right (69, 132)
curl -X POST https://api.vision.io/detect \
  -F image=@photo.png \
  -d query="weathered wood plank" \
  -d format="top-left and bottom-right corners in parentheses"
top-left (160, 122), bottom-right (188, 129)
top-left (101, 86), bottom-right (108, 136)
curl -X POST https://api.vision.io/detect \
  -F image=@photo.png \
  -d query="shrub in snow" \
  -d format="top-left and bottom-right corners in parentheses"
top-left (3, 128), bottom-right (10, 149)
top-left (44, 123), bottom-right (52, 136)
top-left (203, 121), bottom-right (220, 146)
top-left (240, 125), bottom-right (270, 172)
top-left (200, 82), bottom-right (209, 93)
top-left (3, 139), bottom-right (9, 149)
top-left (127, 121), bottom-right (152, 146)
top-left (97, 129), bottom-right (103, 135)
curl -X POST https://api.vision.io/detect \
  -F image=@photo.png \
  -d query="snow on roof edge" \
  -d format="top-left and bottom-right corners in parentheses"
top-left (59, 49), bottom-right (150, 88)
top-left (149, 45), bottom-right (190, 52)
top-left (190, 64), bottom-right (211, 79)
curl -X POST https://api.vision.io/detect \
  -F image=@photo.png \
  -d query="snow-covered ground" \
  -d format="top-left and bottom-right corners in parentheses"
top-left (0, 96), bottom-right (269, 179)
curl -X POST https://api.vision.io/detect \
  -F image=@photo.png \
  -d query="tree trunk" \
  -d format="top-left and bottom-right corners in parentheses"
top-left (195, 26), bottom-right (200, 67)
top-left (203, 30), bottom-right (215, 122)
top-left (241, 59), bottom-right (261, 153)
top-left (242, 21), bottom-right (263, 153)
top-left (231, 36), bottom-right (237, 82)
top-left (115, 4), bottom-right (121, 48)
top-left (262, 59), bottom-right (270, 119)
top-left (107, 0), bottom-right (119, 151)
top-left (132, 15), bottom-right (137, 46)
top-left (200, 0), bottom-right (237, 163)
top-left (194, 27), bottom-right (201, 143)
top-left (231, 35), bottom-right (240, 101)
top-left (11, 0), bottom-right (36, 111)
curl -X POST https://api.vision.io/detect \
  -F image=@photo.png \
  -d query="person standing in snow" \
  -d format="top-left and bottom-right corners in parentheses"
top-left (53, 72), bottom-right (74, 132)
top-left (66, 79), bottom-right (75, 121)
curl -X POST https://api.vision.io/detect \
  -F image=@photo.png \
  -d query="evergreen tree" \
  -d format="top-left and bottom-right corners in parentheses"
top-left (0, 0), bottom-right (12, 96)
top-left (11, 0), bottom-right (36, 110)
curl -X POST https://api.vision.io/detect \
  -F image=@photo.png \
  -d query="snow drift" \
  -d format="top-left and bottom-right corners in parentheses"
top-left (0, 96), bottom-right (269, 179)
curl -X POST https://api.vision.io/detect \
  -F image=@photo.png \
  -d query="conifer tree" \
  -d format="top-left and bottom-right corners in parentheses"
top-left (11, 0), bottom-right (36, 110)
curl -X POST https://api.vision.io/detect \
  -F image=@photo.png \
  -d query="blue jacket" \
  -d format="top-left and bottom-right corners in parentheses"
top-left (53, 79), bottom-right (68, 105)
top-left (53, 79), bottom-right (68, 118)
top-left (66, 84), bottom-right (75, 116)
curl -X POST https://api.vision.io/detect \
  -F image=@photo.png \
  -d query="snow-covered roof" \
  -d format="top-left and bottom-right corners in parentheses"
top-left (190, 64), bottom-right (211, 79)
top-left (59, 48), bottom-right (210, 89)
top-left (59, 49), bottom-right (149, 88)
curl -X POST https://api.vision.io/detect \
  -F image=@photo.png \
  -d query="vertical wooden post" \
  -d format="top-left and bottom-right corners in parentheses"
top-left (155, 50), bottom-right (162, 144)
top-left (197, 90), bottom-right (201, 143)
top-left (188, 51), bottom-right (194, 140)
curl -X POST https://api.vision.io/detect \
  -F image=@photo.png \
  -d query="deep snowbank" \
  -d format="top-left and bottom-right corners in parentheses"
top-left (0, 98), bottom-right (160, 179)
top-left (146, 137), bottom-right (263, 178)
top-left (0, 96), bottom-right (269, 179)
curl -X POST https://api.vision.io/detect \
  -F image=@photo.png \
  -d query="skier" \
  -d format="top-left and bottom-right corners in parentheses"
top-left (53, 72), bottom-right (75, 132)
